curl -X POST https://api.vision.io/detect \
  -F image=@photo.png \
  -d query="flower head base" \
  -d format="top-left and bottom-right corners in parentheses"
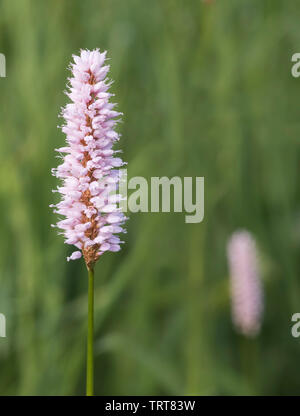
top-left (51, 49), bottom-right (127, 269)
top-left (227, 230), bottom-right (263, 337)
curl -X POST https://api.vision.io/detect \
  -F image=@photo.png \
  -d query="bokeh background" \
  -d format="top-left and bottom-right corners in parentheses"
top-left (0, 0), bottom-right (300, 395)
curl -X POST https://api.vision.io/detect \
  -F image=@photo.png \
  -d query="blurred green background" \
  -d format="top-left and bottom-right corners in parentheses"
top-left (0, 0), bottom-right (300, 395)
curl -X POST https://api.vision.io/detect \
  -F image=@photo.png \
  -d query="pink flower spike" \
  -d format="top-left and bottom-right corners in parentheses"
top-left (227, 230), bottom-right (263, 337)
top-left (51, 49), bottom-right (127, 269)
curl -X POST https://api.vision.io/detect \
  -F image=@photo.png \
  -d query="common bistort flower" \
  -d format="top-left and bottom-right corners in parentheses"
top-left (51, 49), bottom-right (127, 270)
top-left (227, 230), bottom-right (263, 337)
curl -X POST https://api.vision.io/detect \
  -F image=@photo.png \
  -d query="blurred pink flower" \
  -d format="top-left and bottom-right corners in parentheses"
top-left (51, 49), bottom-right (127, 268)
top-left (227, 230), bottom-right (263, 337)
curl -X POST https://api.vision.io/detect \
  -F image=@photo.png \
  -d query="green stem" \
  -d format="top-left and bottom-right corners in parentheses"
top-left (86, 267), bottom-right (94, 396)
top-left (239, 335), bottom-right (258, 394)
